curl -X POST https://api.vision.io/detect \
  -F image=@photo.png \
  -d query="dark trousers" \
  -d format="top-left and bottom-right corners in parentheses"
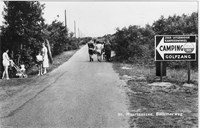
top-left (105, 50), bottom-right (111, 61)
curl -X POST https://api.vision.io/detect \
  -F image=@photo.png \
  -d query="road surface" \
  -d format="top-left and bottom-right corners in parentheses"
top-left (1, 45), bottom-right (128, 128)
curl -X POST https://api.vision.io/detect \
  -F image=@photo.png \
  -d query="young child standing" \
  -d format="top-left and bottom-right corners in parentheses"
top-left (36, 51), bottom-right (43, 76)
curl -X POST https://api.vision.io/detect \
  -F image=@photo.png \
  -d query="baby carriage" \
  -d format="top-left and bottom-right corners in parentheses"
top-left (10, 60), bottom-right (27, 78)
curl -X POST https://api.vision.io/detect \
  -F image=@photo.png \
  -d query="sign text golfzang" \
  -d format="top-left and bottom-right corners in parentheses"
top-left (155, 35), bottom-right (196, 61)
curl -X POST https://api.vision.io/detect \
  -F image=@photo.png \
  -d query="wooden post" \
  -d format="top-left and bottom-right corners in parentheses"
top-left (187, 61), bottom-right (191, 84)
top-left (0, 36), bottom-right (2, 77)
top-left (160, 61), bottom-right (163, 82)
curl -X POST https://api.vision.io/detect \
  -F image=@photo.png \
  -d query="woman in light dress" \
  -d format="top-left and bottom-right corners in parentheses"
top-left (95, 41), bottom-right (104, 62)
top-left (42, 42), bottom-right (49, 74)
top-left (2, 49), bottom-right (11, 80)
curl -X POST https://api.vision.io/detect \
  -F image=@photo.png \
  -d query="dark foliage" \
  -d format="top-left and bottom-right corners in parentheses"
top-left (46, 20), bottom-right (79, 56)
top-left (111, 12), bottom-right (198, 69)
top-left (2, 1), bottom-right (45, 68)
top-left (1, 1), bottom-right (79, 71)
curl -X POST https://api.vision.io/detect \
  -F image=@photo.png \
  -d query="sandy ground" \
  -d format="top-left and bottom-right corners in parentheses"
top-left (113, 63), bottom-right (198, 128)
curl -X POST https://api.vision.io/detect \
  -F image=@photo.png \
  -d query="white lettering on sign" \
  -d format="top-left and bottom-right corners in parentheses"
top-left (165, 55), bottom-right (191, 59)
top-left (165, 39), bottom-right (187, 42)
top-left (172, 36), bottom-right (190, 39)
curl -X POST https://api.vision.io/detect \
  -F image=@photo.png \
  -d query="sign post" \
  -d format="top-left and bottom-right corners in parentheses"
top-left (156, 61), bottom-right (166, 76)
top-left (155, 35), bottom-right (196, 83)
top-left (160, 61), bottom-right (163, 82)
top-left (187, 62), bottom-right (190, 84)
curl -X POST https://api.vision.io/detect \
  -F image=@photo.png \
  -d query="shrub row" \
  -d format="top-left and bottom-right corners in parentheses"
top-left (110, 12), bottom-right (198, 69)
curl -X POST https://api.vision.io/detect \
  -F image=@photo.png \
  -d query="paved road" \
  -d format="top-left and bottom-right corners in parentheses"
top-left (1, 45), bottom-right (128, 128)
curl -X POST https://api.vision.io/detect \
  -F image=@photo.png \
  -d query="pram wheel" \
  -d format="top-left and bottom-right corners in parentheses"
top-left (24, 74), bottom-right (28, 78)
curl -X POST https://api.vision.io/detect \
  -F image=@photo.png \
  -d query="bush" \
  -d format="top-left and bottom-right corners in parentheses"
top-left (112, 25), bottom-right (154, 65)
top-left (111, 12), bottom-right (198, 69)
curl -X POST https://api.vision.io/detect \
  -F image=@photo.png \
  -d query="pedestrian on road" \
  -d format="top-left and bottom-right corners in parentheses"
top-left (42, 42), bottom-right (49, 74)
top-left (104, 40), bottom-right (111, 62)
top-left (2, 49), bottom-right (11, 80)
top-left (36, 50), bottom-right (43, 76)
top-left (87, 39), bottom-right (95, 62)
top-left (95, 41), bottom-right (104, 62)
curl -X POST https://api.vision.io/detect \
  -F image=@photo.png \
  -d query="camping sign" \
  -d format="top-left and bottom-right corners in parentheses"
top-left (155, 35), bottom-right (196, 61)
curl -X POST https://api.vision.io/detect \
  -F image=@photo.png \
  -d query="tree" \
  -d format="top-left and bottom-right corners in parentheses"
top-left (112, 12), bottom-right (197, 68)
top-left (46, 20), bottom-right (79, 56)
top-left (2, 1), bottom-right (45, 66)
top-left (152, 16), bottom-right (166, 35)
top-left (46, 20), bottom-right (69, 56)
top-left (184, 12), bottom-right (198, 34)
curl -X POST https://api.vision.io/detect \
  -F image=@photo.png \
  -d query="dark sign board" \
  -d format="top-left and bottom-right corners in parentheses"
top-left (155, 35), bottom-right (196, 61)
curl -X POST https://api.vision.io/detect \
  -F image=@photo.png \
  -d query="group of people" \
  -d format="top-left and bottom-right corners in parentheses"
top-left (87, 39), bottom-right (111, 62)
top-left (1, 41), bottom-right (50, 80)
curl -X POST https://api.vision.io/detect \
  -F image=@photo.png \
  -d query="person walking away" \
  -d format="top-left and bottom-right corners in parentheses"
top-left (95, 41), bottom-right (103, 62)
top-left (101, 41), bottom-right (106, 60)
top-left (87, 39), bottom-right (95, 62)
top-left (36, 51), bottom-right (43, 76)
top-left (42, 42), bottom-right (49, 74)
top-left (104, 40), bottom-right (111, 62)
top-left (2, 49), bottom-right (11, 80)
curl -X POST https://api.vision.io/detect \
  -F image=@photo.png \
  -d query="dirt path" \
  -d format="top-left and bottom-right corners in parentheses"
top-left (0, 45), bottom-right (128, 128)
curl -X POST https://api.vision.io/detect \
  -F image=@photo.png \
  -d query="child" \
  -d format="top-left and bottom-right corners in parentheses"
top-left (16, 64), bottom-right (27, 78)
top-left (20, 64), bottom-right (26, 74)
top-left (36, 51), bottom-right (43, 76)
top-left (20, 64), bottom-right (27, 78)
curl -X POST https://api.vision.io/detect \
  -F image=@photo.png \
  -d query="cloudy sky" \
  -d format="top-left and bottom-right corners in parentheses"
top-left (0, 1), bottom-right (198, 37)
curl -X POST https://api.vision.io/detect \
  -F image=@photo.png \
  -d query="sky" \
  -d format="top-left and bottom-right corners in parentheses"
top-left (0, 1), bottom-right (198, 37)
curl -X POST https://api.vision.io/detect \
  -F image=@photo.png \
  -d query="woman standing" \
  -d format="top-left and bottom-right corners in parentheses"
top-left (2, 49), bottom-right (11, 80)
top-left (104, 40), bottom-right (112, 62)
top-left (95, 41), bottom-right (104, 62)
top-left (87, 39), bottom-right (95, 62)
top-left (42, 42), bottom-right (49, 74)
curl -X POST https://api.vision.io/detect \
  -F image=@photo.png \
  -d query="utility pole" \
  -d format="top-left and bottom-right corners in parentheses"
top-left (64, 10), bottom-right (67, 30)
top-left (74, 20), bottom-right (76, 38)
top-left (78, 28), bottom-right (80, 38)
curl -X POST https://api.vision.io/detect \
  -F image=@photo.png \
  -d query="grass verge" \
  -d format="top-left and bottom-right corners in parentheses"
top-left (0, 50), bottom-right (77, 101)
top-left (113, 62), bottom-right (198, 128)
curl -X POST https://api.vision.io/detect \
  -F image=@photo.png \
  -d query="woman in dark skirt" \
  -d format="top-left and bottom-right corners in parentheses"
top-left (104, 40), bottom-right (111, 62)
top-left (88, 39), bottom-right (95, 62)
